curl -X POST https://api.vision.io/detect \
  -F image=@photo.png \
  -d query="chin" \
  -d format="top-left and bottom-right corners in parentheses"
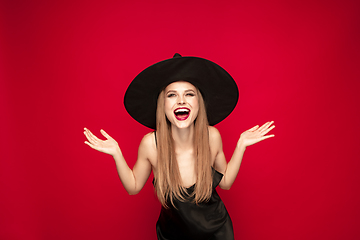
top-left (169, 119), bottom-right (194, 129)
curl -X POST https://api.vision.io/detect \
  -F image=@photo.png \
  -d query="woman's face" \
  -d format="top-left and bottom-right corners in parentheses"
top-left (164, 81), bottom-right (199, 129)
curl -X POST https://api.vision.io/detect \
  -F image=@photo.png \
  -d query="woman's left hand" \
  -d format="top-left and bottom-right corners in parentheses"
top-left (238, 121), bottom-right (275, 148)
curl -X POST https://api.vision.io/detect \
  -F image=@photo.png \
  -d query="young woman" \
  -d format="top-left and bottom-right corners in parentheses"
top-left (84, 54), bottom-right (275, 240)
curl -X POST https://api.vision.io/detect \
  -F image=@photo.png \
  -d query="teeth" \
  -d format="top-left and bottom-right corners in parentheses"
top-left (175, 109), bottom-right (189, 113)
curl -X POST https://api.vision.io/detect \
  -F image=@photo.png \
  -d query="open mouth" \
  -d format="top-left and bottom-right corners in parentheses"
top-left (174, 107), bottom-right (190, 121)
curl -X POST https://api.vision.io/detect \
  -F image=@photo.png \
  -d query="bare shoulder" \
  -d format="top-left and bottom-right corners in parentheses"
top-left (208, 126), bottom-right (223, 163)
top-left (140, 132), bottom-right (156, 147)
top-left (138, 132), bottom-right (157, 167)
top-left (208, 126), bottom-right (222, 145)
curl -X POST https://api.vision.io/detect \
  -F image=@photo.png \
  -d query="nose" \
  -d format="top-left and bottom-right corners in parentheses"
top-left (178, 95), bottom-right (186, 105)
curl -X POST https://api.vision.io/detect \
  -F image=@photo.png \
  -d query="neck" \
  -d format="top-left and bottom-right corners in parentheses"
top-left (171, 124), bottom-right (194, 151)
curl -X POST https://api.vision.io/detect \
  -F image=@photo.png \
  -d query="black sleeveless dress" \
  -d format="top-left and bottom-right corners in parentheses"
top-left (155, 169), bottom-right (234, 240)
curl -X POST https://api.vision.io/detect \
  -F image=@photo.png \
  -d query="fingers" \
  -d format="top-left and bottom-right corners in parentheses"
top-left (84, 140), bottom-right (101, 151)
top-left (84, 128), bottom-right (101, 145)
top-left (258, 121), bottom-right (274, 132)
top-left (84, 140), bottom-right (94, 148)
top-left (261, 125), bottom-right (275, 136)
top-left (253, 133), bottom-right (275, 145)
top-left (100, 129), bottom-right (112, 140)
top-left (248, 125), bottom-right (259, 131)
top-left (260, 134), bottom-right (275, 141)
top-left (84, 128), bottom-right (96, 143)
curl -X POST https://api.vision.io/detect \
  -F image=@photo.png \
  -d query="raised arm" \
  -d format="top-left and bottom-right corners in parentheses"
top-left (84, 128), bottom-right (155, 195)
top-left (211, 121), bottom-right (275, 190)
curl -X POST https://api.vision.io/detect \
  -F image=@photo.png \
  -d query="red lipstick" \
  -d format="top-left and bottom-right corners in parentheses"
top-left (174, 107), bottom-right (190, 121)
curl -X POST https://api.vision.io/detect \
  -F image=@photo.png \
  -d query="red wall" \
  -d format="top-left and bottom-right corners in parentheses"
top-left (1, 0), bottom-right (360, 239)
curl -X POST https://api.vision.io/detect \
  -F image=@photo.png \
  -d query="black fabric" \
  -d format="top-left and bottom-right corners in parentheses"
top-left (155, 169), bottom-right (234, 240)
top-left (124, 53), bottom-right (239, 129)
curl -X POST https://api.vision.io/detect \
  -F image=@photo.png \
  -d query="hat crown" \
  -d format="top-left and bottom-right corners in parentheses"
top-left (173, 53), bottom-right (182, 58)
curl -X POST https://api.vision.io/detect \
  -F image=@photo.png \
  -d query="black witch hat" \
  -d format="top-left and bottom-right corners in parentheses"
top-left (124, 53), bottom-right (239, 129)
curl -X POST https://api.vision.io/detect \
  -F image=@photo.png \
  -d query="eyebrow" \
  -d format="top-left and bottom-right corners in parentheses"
top-left (166, 89), bottom-right (196, 94)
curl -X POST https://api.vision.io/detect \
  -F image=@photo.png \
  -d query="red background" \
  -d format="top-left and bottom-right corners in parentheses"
top-left (1, 0), bottom-right (360, 239)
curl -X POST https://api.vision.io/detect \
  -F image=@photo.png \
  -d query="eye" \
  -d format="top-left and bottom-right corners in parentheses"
top-left (186, 92), bottom-right (195, 97)
top-left (167, 93), bottom-right (176, 98)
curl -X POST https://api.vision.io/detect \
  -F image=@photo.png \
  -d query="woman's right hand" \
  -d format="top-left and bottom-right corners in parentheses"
top-left (84, 128), bottom-right (120, 156)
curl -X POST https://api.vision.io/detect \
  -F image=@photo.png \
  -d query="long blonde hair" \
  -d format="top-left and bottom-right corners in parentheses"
top-left (154, 86), bottom-right (213, 207)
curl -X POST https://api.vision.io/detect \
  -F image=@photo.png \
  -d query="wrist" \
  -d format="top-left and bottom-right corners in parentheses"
top-left (236, 140), bottom-right (247, 151)
top-left (112, 147), bottom-right (123, 159)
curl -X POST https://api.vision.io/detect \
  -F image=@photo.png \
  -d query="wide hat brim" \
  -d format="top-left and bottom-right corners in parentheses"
top-left (124, 54), bottom-right (239, 129)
